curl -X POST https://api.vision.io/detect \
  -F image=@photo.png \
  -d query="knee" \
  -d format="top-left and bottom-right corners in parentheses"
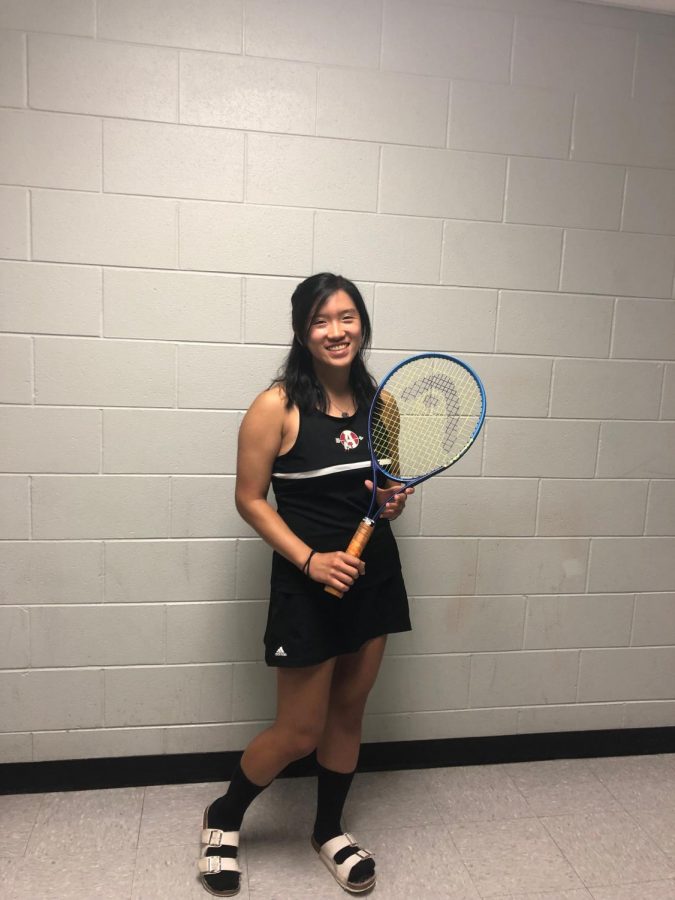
top-left (328, 692), bottom-right (369, 732)
top-left (278, 726), bottom-right (322, 762)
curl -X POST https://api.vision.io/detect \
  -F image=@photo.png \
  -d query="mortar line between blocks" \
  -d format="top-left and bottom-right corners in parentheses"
top-left (619, 166), bottom-right (629, 231)
top-left (630, 31), bottom-right (639, 99)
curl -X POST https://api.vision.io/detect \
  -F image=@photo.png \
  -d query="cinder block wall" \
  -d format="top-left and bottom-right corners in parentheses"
top-left (1, 0), bottom-right (674, 764)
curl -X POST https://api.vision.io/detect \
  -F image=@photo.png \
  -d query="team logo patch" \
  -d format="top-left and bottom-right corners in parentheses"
top-left (336, 429), bottom-right (363, 451)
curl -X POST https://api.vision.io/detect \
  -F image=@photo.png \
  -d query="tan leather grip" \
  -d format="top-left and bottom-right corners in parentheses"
top-left (324, 519), bottom-right (375, 598)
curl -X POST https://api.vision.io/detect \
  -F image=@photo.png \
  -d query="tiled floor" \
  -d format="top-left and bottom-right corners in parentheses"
top-left (2, 754), bottom-right (675, 899)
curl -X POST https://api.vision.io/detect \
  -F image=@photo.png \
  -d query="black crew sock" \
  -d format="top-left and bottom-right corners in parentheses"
top-left (313, 763), bottom-right (375, 885)
top-left (202, 762), bottom-right (270, 894)
top-left (209, 762), bottom-right (269, 830)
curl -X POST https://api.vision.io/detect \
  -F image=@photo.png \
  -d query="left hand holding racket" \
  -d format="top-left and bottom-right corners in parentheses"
top-left (364, 480), bottom-right (415, 520)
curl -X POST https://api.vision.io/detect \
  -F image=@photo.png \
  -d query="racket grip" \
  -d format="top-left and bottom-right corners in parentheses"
top-left (324, 518), bottom-right (375, 598)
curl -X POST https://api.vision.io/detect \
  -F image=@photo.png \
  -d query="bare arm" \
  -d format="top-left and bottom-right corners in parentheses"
top-left (235, 388), bottom-right (364, 592)
top-left (235, 388), bottom-right (310, 570)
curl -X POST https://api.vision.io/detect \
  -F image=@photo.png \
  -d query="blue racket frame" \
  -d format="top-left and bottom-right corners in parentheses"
top-left (363, 352), bottom-right (487, 523)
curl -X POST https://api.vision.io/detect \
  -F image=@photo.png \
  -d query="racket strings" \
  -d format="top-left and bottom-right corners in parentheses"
top-left (371, 357), bottom-right (483, 480)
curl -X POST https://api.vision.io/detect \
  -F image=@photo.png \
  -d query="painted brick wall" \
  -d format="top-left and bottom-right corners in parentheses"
top-left (0, 0), bottom-right (674, 763)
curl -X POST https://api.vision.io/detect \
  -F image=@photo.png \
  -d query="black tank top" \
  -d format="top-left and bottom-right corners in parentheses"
top-left (270, 406), bottom-right (401, 592)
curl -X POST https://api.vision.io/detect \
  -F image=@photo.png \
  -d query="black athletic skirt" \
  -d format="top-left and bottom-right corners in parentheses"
top-left (264, 569), bottom-right (411, 668)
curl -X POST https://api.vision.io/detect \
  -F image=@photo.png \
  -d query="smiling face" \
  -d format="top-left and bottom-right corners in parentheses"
top-left (304, 289), bottom-right (363, 372)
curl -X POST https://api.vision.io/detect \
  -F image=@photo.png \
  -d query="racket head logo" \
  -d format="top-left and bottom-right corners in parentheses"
top-left (335, 429), bottom-right (362, 450)
top-left (399, 371), bottom-right (461, 454)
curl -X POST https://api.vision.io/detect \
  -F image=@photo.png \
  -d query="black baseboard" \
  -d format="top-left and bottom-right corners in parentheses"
top-left (2, 726), bottom-right (674, 795)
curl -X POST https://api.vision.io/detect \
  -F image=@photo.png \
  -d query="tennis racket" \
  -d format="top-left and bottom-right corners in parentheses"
top-left (325, 352), bottom-right (486, 597)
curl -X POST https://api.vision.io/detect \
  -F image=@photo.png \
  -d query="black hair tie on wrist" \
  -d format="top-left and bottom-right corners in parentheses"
top-left (302, 549), bottom-right (316, 577)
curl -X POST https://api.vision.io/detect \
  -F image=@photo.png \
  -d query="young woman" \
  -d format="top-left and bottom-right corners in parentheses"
top-left (198, 273), bottom-right (413, 896)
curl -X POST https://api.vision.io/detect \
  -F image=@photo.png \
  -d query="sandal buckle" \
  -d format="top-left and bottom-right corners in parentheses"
top-left (203, 856), bottom-right (222, 874)
top-left (206, 828), bottom-right (224, 847)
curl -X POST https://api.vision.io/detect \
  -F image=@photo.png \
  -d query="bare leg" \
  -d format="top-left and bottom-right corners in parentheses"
top-left (241, 656), bottom-right (337, 785)
top-left (317, 635), bottom-right (387, 773)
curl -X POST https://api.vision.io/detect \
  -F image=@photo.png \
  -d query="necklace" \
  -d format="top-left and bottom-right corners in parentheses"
top-left (325, 392), bottom-right (354, 418)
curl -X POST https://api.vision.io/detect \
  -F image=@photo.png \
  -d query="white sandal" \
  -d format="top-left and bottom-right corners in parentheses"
top-left (197, 805), bottom-right (241, 897)
top-left (311, 832), bottom-right (376, 894)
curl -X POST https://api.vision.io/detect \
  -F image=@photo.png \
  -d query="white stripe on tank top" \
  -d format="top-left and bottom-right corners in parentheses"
top-left (272, 458), bottom-right (392, 481)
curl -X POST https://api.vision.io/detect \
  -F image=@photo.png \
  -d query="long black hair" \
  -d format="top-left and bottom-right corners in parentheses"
top-left (272, 273), bottom-right (377, 414)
